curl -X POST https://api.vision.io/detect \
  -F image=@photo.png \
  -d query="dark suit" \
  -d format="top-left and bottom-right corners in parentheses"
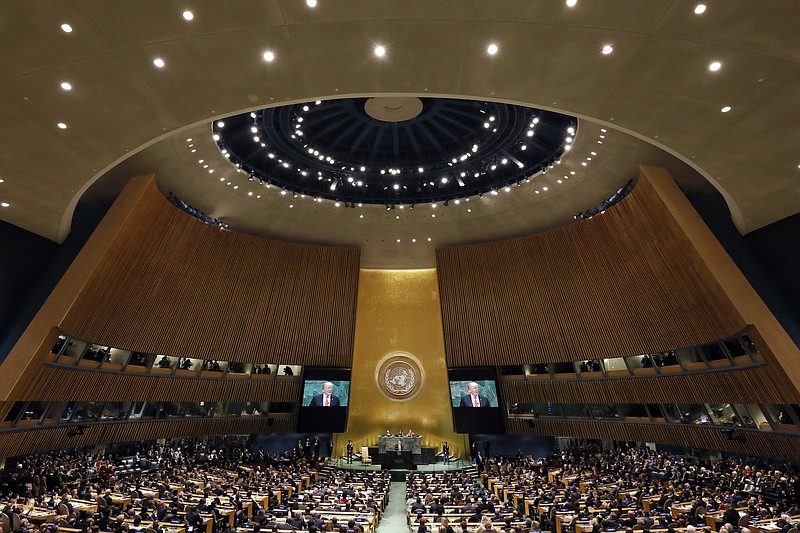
top-left (309, 394), bottom-right (340, 407)
top-left (460, 394), bottom-right (490, 407)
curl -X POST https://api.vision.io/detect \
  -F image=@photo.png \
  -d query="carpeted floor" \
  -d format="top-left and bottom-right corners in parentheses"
top-left (375, 481), bottom-right (409, 533)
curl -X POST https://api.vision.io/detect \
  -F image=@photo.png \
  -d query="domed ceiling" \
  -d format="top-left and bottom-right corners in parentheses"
top-left (1, 1), bottom-right (797, 269)
top-left (213, 97), bottom-right (576, 206)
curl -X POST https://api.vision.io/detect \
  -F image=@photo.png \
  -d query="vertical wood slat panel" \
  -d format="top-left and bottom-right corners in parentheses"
top-left (437, 173), bottom-right (745, 367)
top-left (499, 363), bottom-right (798, 405)
top-left (506, 418), bottom-right (800, 462)
top-left (0, 416), bottom-right (295, 458)
top-left (58, 180), bottom-right (359, 366)
top-left (11, 364), bottom-right (302, 402)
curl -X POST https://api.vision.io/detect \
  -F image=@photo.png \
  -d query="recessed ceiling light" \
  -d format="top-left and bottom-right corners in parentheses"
top-left (709, 61), bottom-right (721, 71)
top-left (153, 58), bottom-right (166, 68)
top-left (60, 82), bottom-right (72, 91)
top-left (694, 4), bottom-right (707, 14)
top-left (487, 43), bottom-right (499, 55)
top-left (0, 202), bottom-right (8, 207)
top-left (427, 238), bottom-right (432, 242)
top-left (602, 44), bottom-right (614, 55)
top-left (566, 0), bottom-right (577, 6)
top-left (0, 178), bottom-right (4, 183)
top-left (721, 106), bottom-right (732, 113)
top-left (182, 10), bottom-right (193, 20)
top-left (306, 0), bottom-right (317, 6)
top-left (263, 50), bottom-right (275, 62)
top-left (61, 23), bottom-right (73, 33)
top-left (374, 45), bottom-right (386, 57)
top-left (57, 122), bottom-right (68, 129)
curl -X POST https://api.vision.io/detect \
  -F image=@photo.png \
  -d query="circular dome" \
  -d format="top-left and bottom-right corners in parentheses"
top-left (213, 97), bottom-right (577, 206)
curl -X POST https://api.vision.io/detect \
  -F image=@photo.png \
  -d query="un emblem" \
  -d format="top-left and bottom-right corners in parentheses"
top-left (375, 352), bottom-right (424, 401)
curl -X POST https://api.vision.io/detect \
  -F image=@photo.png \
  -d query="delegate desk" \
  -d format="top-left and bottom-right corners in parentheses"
top-left (378, 436), bottom-right (422, 454)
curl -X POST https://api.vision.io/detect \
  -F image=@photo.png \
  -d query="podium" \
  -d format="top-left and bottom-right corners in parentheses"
top-left (371, 436), bottom-right (435, 469)
top-left (378, 435), bottom-right (422, 454)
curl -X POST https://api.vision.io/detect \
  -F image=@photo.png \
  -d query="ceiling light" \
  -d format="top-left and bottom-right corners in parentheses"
top-left (182, 10), bottom-right (194, 20)
top-left (306, 0), bottom-right (317, 6)
top-left (487, 43), bottom-right (499, 55)
top-left (721, 106), bottom-right (731, 113)
top-left (694, 4), bottom-right (707, 14)
top-left (153, 58), bottom-right (165, 68)
top-left (263, 50), bottom-right (275, 62)
top-left (709, 61), bottom-right (721, 71)
top-left (374, 45), bottom-right (386, 57)
top-left (602, 44), bottom-right (614, 55)
top-left (0, 202), bottom-right (9, 207)
top-left (60, 82), bottom-right (72, 91)
top-left (57, 122), bottom-right (67, 129)
top-left (61, 23), bottom-right (73, 33)
top-left (566, 0), bottom-right (577, 6)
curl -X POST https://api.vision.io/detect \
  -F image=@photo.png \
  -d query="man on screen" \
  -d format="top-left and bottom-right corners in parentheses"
top-left (309, 382), bottom-right (340, 407)
top-left (459, 382), bottom-right (490, 407)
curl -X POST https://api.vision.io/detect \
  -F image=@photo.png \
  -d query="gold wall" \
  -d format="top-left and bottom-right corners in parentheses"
top-left (337, 269), bottom-right (468, 459)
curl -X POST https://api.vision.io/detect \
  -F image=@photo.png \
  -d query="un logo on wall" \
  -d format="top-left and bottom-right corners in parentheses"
top-left (375, 352), bottom-right (424, 402)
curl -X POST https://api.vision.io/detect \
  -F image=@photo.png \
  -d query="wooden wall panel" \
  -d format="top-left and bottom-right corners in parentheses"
top-left (58, 179), bottom-right (359, 366)
top-left (0, 416), bottom-right (293, 458)
top-left (11, 365), bottom-right (301, 402)
top-left (500, 363), bottom-right (799, 405)
top-left (507, 418), bottom-right (800, 462)
top-left (437, 172), bottom-right (745, 366)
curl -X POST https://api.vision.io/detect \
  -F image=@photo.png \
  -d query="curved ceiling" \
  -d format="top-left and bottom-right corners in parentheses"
top-left (0, 1), bottom-right (798, 269)
top-left (214, 97), bottom-right (576, 205)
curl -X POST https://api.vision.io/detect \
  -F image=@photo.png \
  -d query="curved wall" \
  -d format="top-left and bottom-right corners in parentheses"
top-left (437, 171), bottom-right (744, 366)
top-left (2, 168), bottom-right (800, 459)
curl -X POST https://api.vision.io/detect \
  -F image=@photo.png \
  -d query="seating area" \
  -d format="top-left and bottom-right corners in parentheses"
top-left (0, 439), bottom-right (388, 533)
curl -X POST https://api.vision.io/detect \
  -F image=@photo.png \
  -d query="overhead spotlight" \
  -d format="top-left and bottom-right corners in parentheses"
top-left (374, 45), bottom-right (386, 57)
top-left (566, 0), bottom-right (577, 6)
top-left (487, 43), bottom-right (499, 55)
top-left (601, 44), bottom-right (614, 55)
top-left (263, 50), bottom-right (275, 62)
top-left (306, 0), bottom-right (317, 6)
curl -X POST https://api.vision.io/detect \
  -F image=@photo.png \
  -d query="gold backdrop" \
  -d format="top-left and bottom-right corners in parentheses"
top-left (335, 269), bottom-right (467, 459)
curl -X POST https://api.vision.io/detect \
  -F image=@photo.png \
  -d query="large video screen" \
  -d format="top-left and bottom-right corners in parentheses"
top-left (449, 367), bottom-right (504, 434)
top-left (296, 367), bottom-right (351, 433)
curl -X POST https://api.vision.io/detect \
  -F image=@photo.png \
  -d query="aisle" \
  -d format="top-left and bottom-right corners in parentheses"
top-left (376, 480), bottom-right (408, 533)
